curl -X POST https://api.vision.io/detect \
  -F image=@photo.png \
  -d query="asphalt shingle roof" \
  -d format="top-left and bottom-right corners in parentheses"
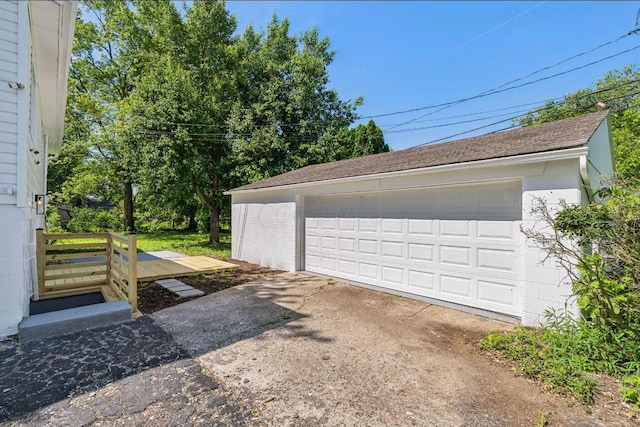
top-left (230, 110), bottom-right (609, 192)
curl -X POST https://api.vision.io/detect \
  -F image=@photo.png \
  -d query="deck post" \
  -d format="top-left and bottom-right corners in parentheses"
top-left (127, 233), bottom-right (138, 311)
top-left (35, 228), bottom-right (45, 299)
top-left (106, 229), bottom-right (113, 288)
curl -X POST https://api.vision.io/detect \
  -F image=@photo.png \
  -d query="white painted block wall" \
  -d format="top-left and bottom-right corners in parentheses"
top-left (521, 159), bottom-right (582, 325)
top-left (232, 192), bottom-right (297, 272)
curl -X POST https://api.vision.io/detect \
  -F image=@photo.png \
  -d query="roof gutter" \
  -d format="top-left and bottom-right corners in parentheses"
top-left (225, 146), bottom-right (590, 195)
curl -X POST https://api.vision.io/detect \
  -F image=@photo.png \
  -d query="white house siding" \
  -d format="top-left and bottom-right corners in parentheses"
top-left (231, 158), bottom-right (589, 325)
top-left (0, 205), bottom-right (25, 336)
top-left (0, 1), bottom-right (46, 336)
top-left (0, 1), bottom-right (19, 206)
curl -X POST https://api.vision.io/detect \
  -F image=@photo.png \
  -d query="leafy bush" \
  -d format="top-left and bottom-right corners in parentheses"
top-left (45, 208), bottom-right (65, 233)
top-left (67, 207), bottom-right (121, 232)
top-left (483, 177), bottom-right (640, 407)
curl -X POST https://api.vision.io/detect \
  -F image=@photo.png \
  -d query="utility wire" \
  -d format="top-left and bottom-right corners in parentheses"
top-left (411, 88), bottom-right (640, 148)
top-left (384, 43), bottom-right (640, 131)
top-left (381, 2), bottom-right (547, 87)
top-left (361, 29), bottom-right (640, 121)
top-left (128, 79), bottom-right (640, 140)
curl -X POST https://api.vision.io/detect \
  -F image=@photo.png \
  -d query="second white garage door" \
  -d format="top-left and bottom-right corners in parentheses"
top-left (304, 180), bottom-right (524, 316)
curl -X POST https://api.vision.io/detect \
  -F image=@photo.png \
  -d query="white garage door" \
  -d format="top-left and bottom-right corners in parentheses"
top-left (304, 181), bottom-right (524, 316)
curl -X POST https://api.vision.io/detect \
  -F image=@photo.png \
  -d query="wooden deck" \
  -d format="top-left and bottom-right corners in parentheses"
top-left (137, 256), bottom-right (237, 281)
top-left (43, 255), bottom-right (236, 289)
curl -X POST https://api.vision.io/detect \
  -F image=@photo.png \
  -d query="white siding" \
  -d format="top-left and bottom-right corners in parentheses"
top-left (0, 205), bottom-right (26, 337)
top-left (0, 1), bottom-right (18, 205)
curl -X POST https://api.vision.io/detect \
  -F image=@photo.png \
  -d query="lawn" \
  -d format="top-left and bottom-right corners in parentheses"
top-left (136, 230), bottom-right (231, 258)
top-left (55, 230), bottom-right (232, 259)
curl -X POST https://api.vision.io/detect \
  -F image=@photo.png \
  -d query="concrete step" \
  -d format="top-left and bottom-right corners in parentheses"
top-left (18, 300), bottom-right (132, 341)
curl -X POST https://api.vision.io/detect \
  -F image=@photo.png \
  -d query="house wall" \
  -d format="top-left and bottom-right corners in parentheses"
top-left (0, 1), bottom-right (46, 337)
top-left (0, 1), bottom-right (19, 206)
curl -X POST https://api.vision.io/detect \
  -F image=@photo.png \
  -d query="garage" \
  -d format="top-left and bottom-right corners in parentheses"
top-left (304, 180), bottom-right (523, 316)
top-left (228, 111), bottom-right (613, 325)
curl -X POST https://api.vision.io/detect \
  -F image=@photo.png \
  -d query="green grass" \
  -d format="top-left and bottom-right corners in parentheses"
top-left (52, 230), bottom-right (231, 259)
top-left (136, 230), bottom-right (231, 258)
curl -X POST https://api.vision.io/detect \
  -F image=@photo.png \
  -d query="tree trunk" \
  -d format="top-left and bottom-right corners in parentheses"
top-left (123, 182), bottom-right (135, 233)
top-left (209, 205), bottom-right (220, 244)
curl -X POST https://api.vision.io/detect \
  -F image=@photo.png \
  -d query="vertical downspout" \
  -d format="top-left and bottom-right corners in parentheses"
top-left (579, 155), bottom-right (594, 203)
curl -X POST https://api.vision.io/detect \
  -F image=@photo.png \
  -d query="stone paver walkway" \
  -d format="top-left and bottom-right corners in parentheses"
top-left (156, 278), bottom-right (205, 298)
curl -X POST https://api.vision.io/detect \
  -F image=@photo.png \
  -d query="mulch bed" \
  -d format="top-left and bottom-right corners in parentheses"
top-left (137, 259), bottom-right (282, 314)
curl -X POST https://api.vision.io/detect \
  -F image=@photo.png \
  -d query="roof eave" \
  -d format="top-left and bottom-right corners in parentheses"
top-left (30, 0), bottom-right (77, 155)
top-left (225, 146), bottom-right (589, 195)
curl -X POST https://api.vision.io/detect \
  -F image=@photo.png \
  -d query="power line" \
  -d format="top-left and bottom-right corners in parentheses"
top-left (410, 88), bottom-right (640, 148)
top-left (384, 43), bottom-right (640, 131)
top-left (382, 79), bottom-right (640, 134)
top-left (361, 30), bottom-right (640, 121)
top-left (377, 98), bottom-right (558, 127)
top-left (381, 1), bottom-right (547, 87)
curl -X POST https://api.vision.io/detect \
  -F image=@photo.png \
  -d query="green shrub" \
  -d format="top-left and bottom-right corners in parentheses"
top-left (45, 208), bottom-right (65, 233)
top-left (484, 177), bottom-right (640, 406)
top-left (67, 207), bottom-right (121, 232)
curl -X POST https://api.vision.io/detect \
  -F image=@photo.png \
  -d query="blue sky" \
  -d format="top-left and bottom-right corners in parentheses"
top-left (224, 1), bottom-right (640, 150)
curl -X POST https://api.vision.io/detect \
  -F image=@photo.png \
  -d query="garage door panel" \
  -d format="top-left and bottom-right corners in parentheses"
top-left (381, 240), bottom-right (404, 259)
top-left (477, 248), bottom-right (517, 272)
top-left (321, 236), bottom-right (336, 250)
top-left (358, 262), bottom-right (379, 280)
top-left (382, 266), bottom-right (404, 285)
top-left (440, 220), bottom-right (471, 238)
top-left (408, 243), bottom-right (435, 262)
top-left (339, 218), bottom-right (357, 231)
top-left (381, 218), bottom-right (404, 234)
top-left (338, 259), bottom-right (357, 275)
top-left (477, 221), bottom-right (516, 240)
top-left (477, 279), bottom-right (516, 308)
top-left (408, 219), bottom-right (435, 236)
top-left (338, 237), bottom-right (356, 253)
top-left (440, 245), bottom-right (471, 267)
top-left (440, 275), bottom-right (473, 298)
top-left (358, 239), bottom-right (378, 255)
top-left (408, 270), bottom-right (435, 291)
top-left (304, 181), bottom-right (523, 317)
top-left (358, 218), bottom-right (378, 233)
top-left (321, 218), bottom-right (338, 231)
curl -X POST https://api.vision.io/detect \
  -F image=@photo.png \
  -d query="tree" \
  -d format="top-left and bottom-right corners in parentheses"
top-left (518, 66), bottom-right (640, 178)
top-left (227, 15), bottom-right (363, 184)
top-left (53, 0), bottom-right (154, 232)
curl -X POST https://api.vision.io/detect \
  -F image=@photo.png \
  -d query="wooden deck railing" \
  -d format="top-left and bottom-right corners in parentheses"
top-left (36, 229), bottom-right (138, 310)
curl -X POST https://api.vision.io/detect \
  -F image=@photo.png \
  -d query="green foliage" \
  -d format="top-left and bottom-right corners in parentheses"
top-left (481, 322), bottom-right (599, 404)
top-left (66, 207), bottom-right (121, 233)
top-left (484, 179), bottom-right (640, 406)
top-left (620, 375), bottom-right (640, 408)
top-left (135, 231), bottom-right (231, 258)
top-left (45, 209), bottom-right (65, 234)
top-left (518, 65), bottom-right (640, 179)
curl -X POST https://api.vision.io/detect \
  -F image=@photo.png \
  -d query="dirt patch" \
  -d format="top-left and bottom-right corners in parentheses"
top-left (137, 259), bottom-right (281, 314)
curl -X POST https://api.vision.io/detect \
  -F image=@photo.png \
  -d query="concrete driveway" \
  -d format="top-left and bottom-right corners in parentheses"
top-left (150, 273), bottom-right (619, 427)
